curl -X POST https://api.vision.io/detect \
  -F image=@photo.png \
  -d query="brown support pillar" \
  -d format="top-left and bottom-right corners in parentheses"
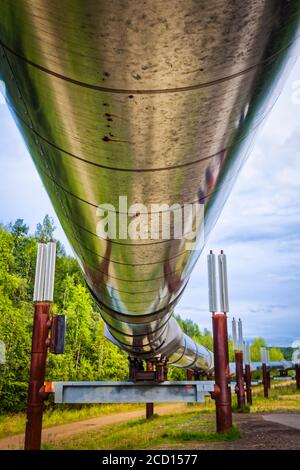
top-left (24, 302), bottom-right (50, 450)
top-left (146, 403), bottom-right (154, 419)
top-left (212, 313), bottom-right (232, 433)
top-left (156, 360), bottom-right (165, 383)
top-left (267, 370), bottom-right (271, 389)
top-left (244, 364), bottom-right (252, 405)
top-left (146, 362), bottom-right (154, 419)
top-left (295, 364), bottom-right (300, 390)
top-left (262, 363), bottom-right (269, 398)
top-left (234, 351), bottom-right (246, 410)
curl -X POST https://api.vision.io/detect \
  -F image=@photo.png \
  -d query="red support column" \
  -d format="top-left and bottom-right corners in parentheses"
top-left (234, 351), bottom-right (246, 410)
top-left (187, 369), bottom-right (194, 381)
top-left (24, 302), bottom-right (50, 450)
top-left (212, 313), bottom-right (232, 433)
top-left (295, 364), bottom-right (300, 390)
top-left (244, 364), bottom-right (252, 405)
top-left (146, 403), bottom-right (154, 419)
top-left (267, 370), bottom-right (271, 389)
top-left (262, 363), bottom-right (269, 398)
top-left (156, 360), bottom-right (165, 383)
top-left (146, 362), bottom-right (154, 419)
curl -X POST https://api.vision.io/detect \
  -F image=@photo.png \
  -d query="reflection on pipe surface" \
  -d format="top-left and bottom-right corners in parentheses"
top-left (1, 1), bottom-right (300, 372)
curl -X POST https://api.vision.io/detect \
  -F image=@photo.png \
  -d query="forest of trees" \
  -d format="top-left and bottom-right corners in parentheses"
top-left (0, 216), bottom-right (284, 413)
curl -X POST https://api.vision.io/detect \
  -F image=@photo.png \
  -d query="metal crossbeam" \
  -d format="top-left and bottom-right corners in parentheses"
top-left (53, 381), bottom-right (215, 404)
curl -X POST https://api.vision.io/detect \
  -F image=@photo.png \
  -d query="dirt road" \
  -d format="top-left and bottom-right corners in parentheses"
top-left (2, 405), bottom-right (300, 450)
top-left (0, 403), bottom-right (185, 450)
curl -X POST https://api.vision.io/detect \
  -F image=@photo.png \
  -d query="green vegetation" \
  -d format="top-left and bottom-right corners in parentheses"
top-left (0, 216), bottom-right (285, 414)
top-left (42, 384), bottom-right (300, 450)
top-left (0, 403), bottom-right (143, 439)
top-left (42, 409), bottom-right (240, 450)
top-left (277, 347), bottom-right (293, 360)
top-left (1, 382), bottom-right (299, 448)
top-left (251, 382), bottom-right (300, 413)
top-left (202, 381), bottom-right (300, 414)
top-left (0, 216), bottom-right (128, 413)
top-left (250, 337), bottom-right (284, 362)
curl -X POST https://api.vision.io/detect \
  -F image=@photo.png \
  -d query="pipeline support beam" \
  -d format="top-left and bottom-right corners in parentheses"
top-left (212, 313), bottom-right (232, 433)
top-left (25, 242), bottom-right (58, 450)
top-left (234, 351), bottom-right (246, 410)
top-left (146, 403), bottom-right (154, 419)
top-left (262, 363), bottom-right (269, 398)
top-left (295, 364), bottom-right (300, 390)
top-left (53, 381), bottom-right (214, 403)
top-left (24, 302), bottom-right (50, 450)
top-left (244, 364), bottom-right (253, 406)
top-left (146, 362), bottom-right (154, 419)
top-left (186, 369), bottom-right (194, 381)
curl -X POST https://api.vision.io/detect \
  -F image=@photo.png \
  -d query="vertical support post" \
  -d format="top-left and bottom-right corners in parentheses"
top-left (212, 313), bottom-right (233, 433)
top-left (244, 343), bottom-right (252, 405)
top-left (234, 351), bottom-right (246, 410)
top-left (262, 363), bottom-right (269, 398)
top-left (234, 319), bottom-right (246, 410)
top-left (244, 364), bottom-right (252, 405)
top-left (24, 242), bottom-right (56, 450)
top-left (261, 347), bottom-right (269, 398)
top-left (156, 360), bottom-right (165, 382)
top-left (146, 362), bottom-right (154, 419)
top-left (208, 250), bottom-right (232, 432)
top-left (24, 302), bottom-right (50, 450)
top-left (187, 369), bottom-right (194, 381)
top-left (146, 403), bottom-right (154, 419)
top-left (295, 365), bottom-right (300, 390)
top-left (267, 370), bottom-right (271, 390)
top-left (266, 350), bottom-right (271, 390)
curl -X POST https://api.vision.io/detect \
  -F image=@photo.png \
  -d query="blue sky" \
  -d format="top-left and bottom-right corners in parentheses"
top-left (1, 57), bottom-right (300, 346)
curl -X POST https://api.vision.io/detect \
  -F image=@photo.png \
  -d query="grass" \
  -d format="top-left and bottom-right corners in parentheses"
top-left (251, 384), bottom-right (300, 413)
top-left (1, 382), bottom-right (299, 449)
top-left (42, 408), bottom-right (240, 450)
top-left (0, 396), bottom-right (212, 440)
top-left (161, 425), bottom-right (240, 444)
top-left (0, 403), bottom-right (144, 439)
top-left (231, 404), bottom-right (251, 413)
top-left (42, 383), bottom-right (299, 450)
top-left (229, 381), bottom-right (300, 413)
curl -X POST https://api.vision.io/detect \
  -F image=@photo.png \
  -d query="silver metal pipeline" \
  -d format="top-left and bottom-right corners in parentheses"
top-left (1, 1), bottom-right (300, 373)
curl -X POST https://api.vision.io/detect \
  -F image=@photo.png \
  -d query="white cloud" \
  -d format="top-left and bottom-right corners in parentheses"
top-left (0, 105), bottom-right (71, 250)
